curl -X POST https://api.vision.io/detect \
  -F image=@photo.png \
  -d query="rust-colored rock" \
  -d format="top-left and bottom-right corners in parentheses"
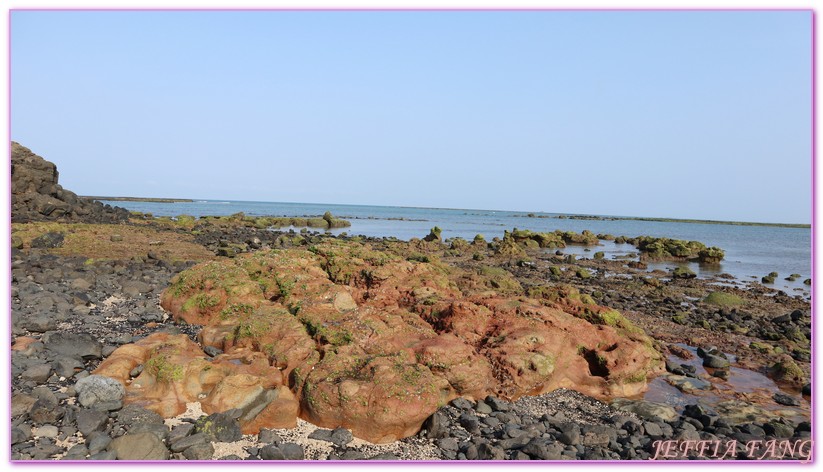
top-left (96, 240), bottom-right (662, 443)
top-left (94, 333), bottom-right (297, 430)
top-left (300, 344), bottom-right (453, 444)
top-left (12, 336), bottom-right (39, 353)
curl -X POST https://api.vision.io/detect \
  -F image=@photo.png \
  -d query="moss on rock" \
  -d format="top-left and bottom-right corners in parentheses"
top-left (423, 226), bottom-right (442, 243)
top-left (494, 231), bottom-right (527, 257)
top-left (703, 291), bottom-right (744, 307)
top-left (672, 266), bottom-right (696, 279)
top-left (576, 268), bottom-right (592, 279)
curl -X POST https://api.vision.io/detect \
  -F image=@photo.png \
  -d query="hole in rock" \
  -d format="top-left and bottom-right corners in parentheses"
top-left (580, 348), bottom-right (610, 378)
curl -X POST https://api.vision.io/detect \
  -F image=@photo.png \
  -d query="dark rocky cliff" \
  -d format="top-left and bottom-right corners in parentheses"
top-left (11, 142), bottom-right (130, 223)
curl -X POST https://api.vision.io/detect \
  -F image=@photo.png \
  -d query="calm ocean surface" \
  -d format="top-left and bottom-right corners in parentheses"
top-left (104, 199), bottom-right (812, 296)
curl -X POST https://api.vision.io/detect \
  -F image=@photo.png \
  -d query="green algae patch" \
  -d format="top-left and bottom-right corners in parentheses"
top-left (622, 235), bottom-right (725, 263)
top-left (703, 291), bottom-right (744, 307)
top-left (576, 308), bottom-right (644, 336)
top-left (164, 211), bottom-right (351, 231)
top-left (510, 228), bottom-right (565, 249)
top-left (555, 230), bottom-right (599, 246)
top-left (698, 247), bottom-right (725, 264)
top-left (145, 353), bottom-right (184, 384)
top-left (448, 237), bottom-right (470, 252)
top-left (478, 266), bottom-right (523, 294)
top-left (423, 226), bottom-right (443, 242)
top-left (672, 266), bottom-right (696, 279)
top-left (494, 231), bottom-right (527, 257)
top-left (771, 356), bottom-right (805, 386)
top-left (11, 221), bottom-right (214, 262)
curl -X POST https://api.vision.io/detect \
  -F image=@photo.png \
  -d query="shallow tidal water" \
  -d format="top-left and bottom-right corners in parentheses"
top-left (102, 199), bottom-right (811, 295)
top-left (641, 344), bottom-right (810, 424)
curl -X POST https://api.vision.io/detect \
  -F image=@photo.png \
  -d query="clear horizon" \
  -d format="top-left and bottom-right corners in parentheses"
top-left (81, 193), bottom-right (810, 226)
top-left (11, 10), bottom-right (813, 225)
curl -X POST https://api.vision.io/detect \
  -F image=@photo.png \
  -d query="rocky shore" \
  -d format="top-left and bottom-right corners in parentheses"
top-left (9, 143), bottom-right (812, 461)
top-left (10, 241), bottom-right (812, 461)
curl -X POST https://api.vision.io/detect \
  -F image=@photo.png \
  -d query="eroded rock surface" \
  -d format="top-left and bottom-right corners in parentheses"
top-left (98, 240), bottom-right (662, 443)
top-left (11, 142), bottom-right (129, 223)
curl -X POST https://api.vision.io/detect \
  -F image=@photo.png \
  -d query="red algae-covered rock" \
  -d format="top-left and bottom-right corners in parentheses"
top-left (101, 240), bottom-right (662, 443)
top-left (411, 334), bottom-right (494, 401)
top-left (94, 333), bottom-right (297, 430)
top-left (300, 345), bottom-right (453, 443)
top-left (160, 261), bottom-right (264, 326)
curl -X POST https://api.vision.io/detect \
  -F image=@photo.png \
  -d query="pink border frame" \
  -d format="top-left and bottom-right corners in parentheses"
top-left (6, 7), bottom-right (817, 466)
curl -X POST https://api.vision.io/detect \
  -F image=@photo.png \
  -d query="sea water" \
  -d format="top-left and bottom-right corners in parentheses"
top-left (102, 199), bottom-right (812, 296)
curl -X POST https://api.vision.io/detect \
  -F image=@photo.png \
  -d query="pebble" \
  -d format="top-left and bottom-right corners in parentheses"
top-left (76, 409), bottom-right (109, 436)
top-left (773, 392), bottom-right (801, 406)
top-left (259, 443), bottom-right (305, 460)
top-left (702, 354), bottom-right (730, 369)
top-left (183, 443), bottom-right (215, 460)
top-left (33, 425), bottom-right (59, 438)
top-left (170, 433), bottom-right (209, 453)
top-left (258, 429), bottom-right (282, 444)
top-left (86, 431), bottom-right (112, 454)
top-left (194, 412), bottom-right (242, 442)
top-left (108, 432), bottom-right (169, 460)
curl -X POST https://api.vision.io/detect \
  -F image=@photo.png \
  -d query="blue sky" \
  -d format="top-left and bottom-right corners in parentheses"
top-left (11, 10), bottom-right (812, 223)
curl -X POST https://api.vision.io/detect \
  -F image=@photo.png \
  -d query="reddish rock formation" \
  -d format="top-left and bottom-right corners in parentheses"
top-left (96, 240), bottom-right (662, 443)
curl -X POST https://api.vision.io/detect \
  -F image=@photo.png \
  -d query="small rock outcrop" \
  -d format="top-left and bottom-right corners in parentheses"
top-left (98, 240), bottom-right (663, 444)
top-left (11, 142), bottom-right (129, 223)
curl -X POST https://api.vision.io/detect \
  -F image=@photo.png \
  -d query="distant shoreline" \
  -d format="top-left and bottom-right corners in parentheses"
top-left (623, 216), bottom-right (810, 229)
top-left (84, 195), bottom-right (810, 228)
top-left (85, 196), bottom-right (194, 203)
top-left (520, 213), bottom-right (810, 229)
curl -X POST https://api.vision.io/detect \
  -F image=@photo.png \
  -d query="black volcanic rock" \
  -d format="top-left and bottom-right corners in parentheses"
top-left (11, 142), bottom-right (130, 223)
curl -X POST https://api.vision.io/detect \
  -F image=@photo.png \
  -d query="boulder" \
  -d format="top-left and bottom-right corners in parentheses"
top-left (29, 397), bottom-right (65, 425)
top-left (773, 392), bottom-right (801, 407)
top-left (702, 354), bottom-right (730, 369)
top-left (76, 409), bottom-right (110, 436)
top-left (44, 332), bottom-right (103, 360)
top-left (169, 433), bottom-right (209, 453)
top-left (75, 375), bottom-right (125, 408)
top-left (183, 443), bottom-right (215, 460)
top-left (194, 412), bottom-right (242, 442)
top-left (30, 232), bottom-right (65, 249)
top-left (108, 432), bottom-right (169, 460)
top-left (423, 226), bottom-right (442, 242)
top-left (672, 266), bottom-right (696, 279)
top-left (308, 427), bottom-right (353, 446)
top-left (121, 281), bottom-right (153, 297)
top-left (260, 443), bottom-right (305, 460)
top-left (665, 375), bottom-right (711, 392)
top-left (22, 364), bottom-right (52, 383)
